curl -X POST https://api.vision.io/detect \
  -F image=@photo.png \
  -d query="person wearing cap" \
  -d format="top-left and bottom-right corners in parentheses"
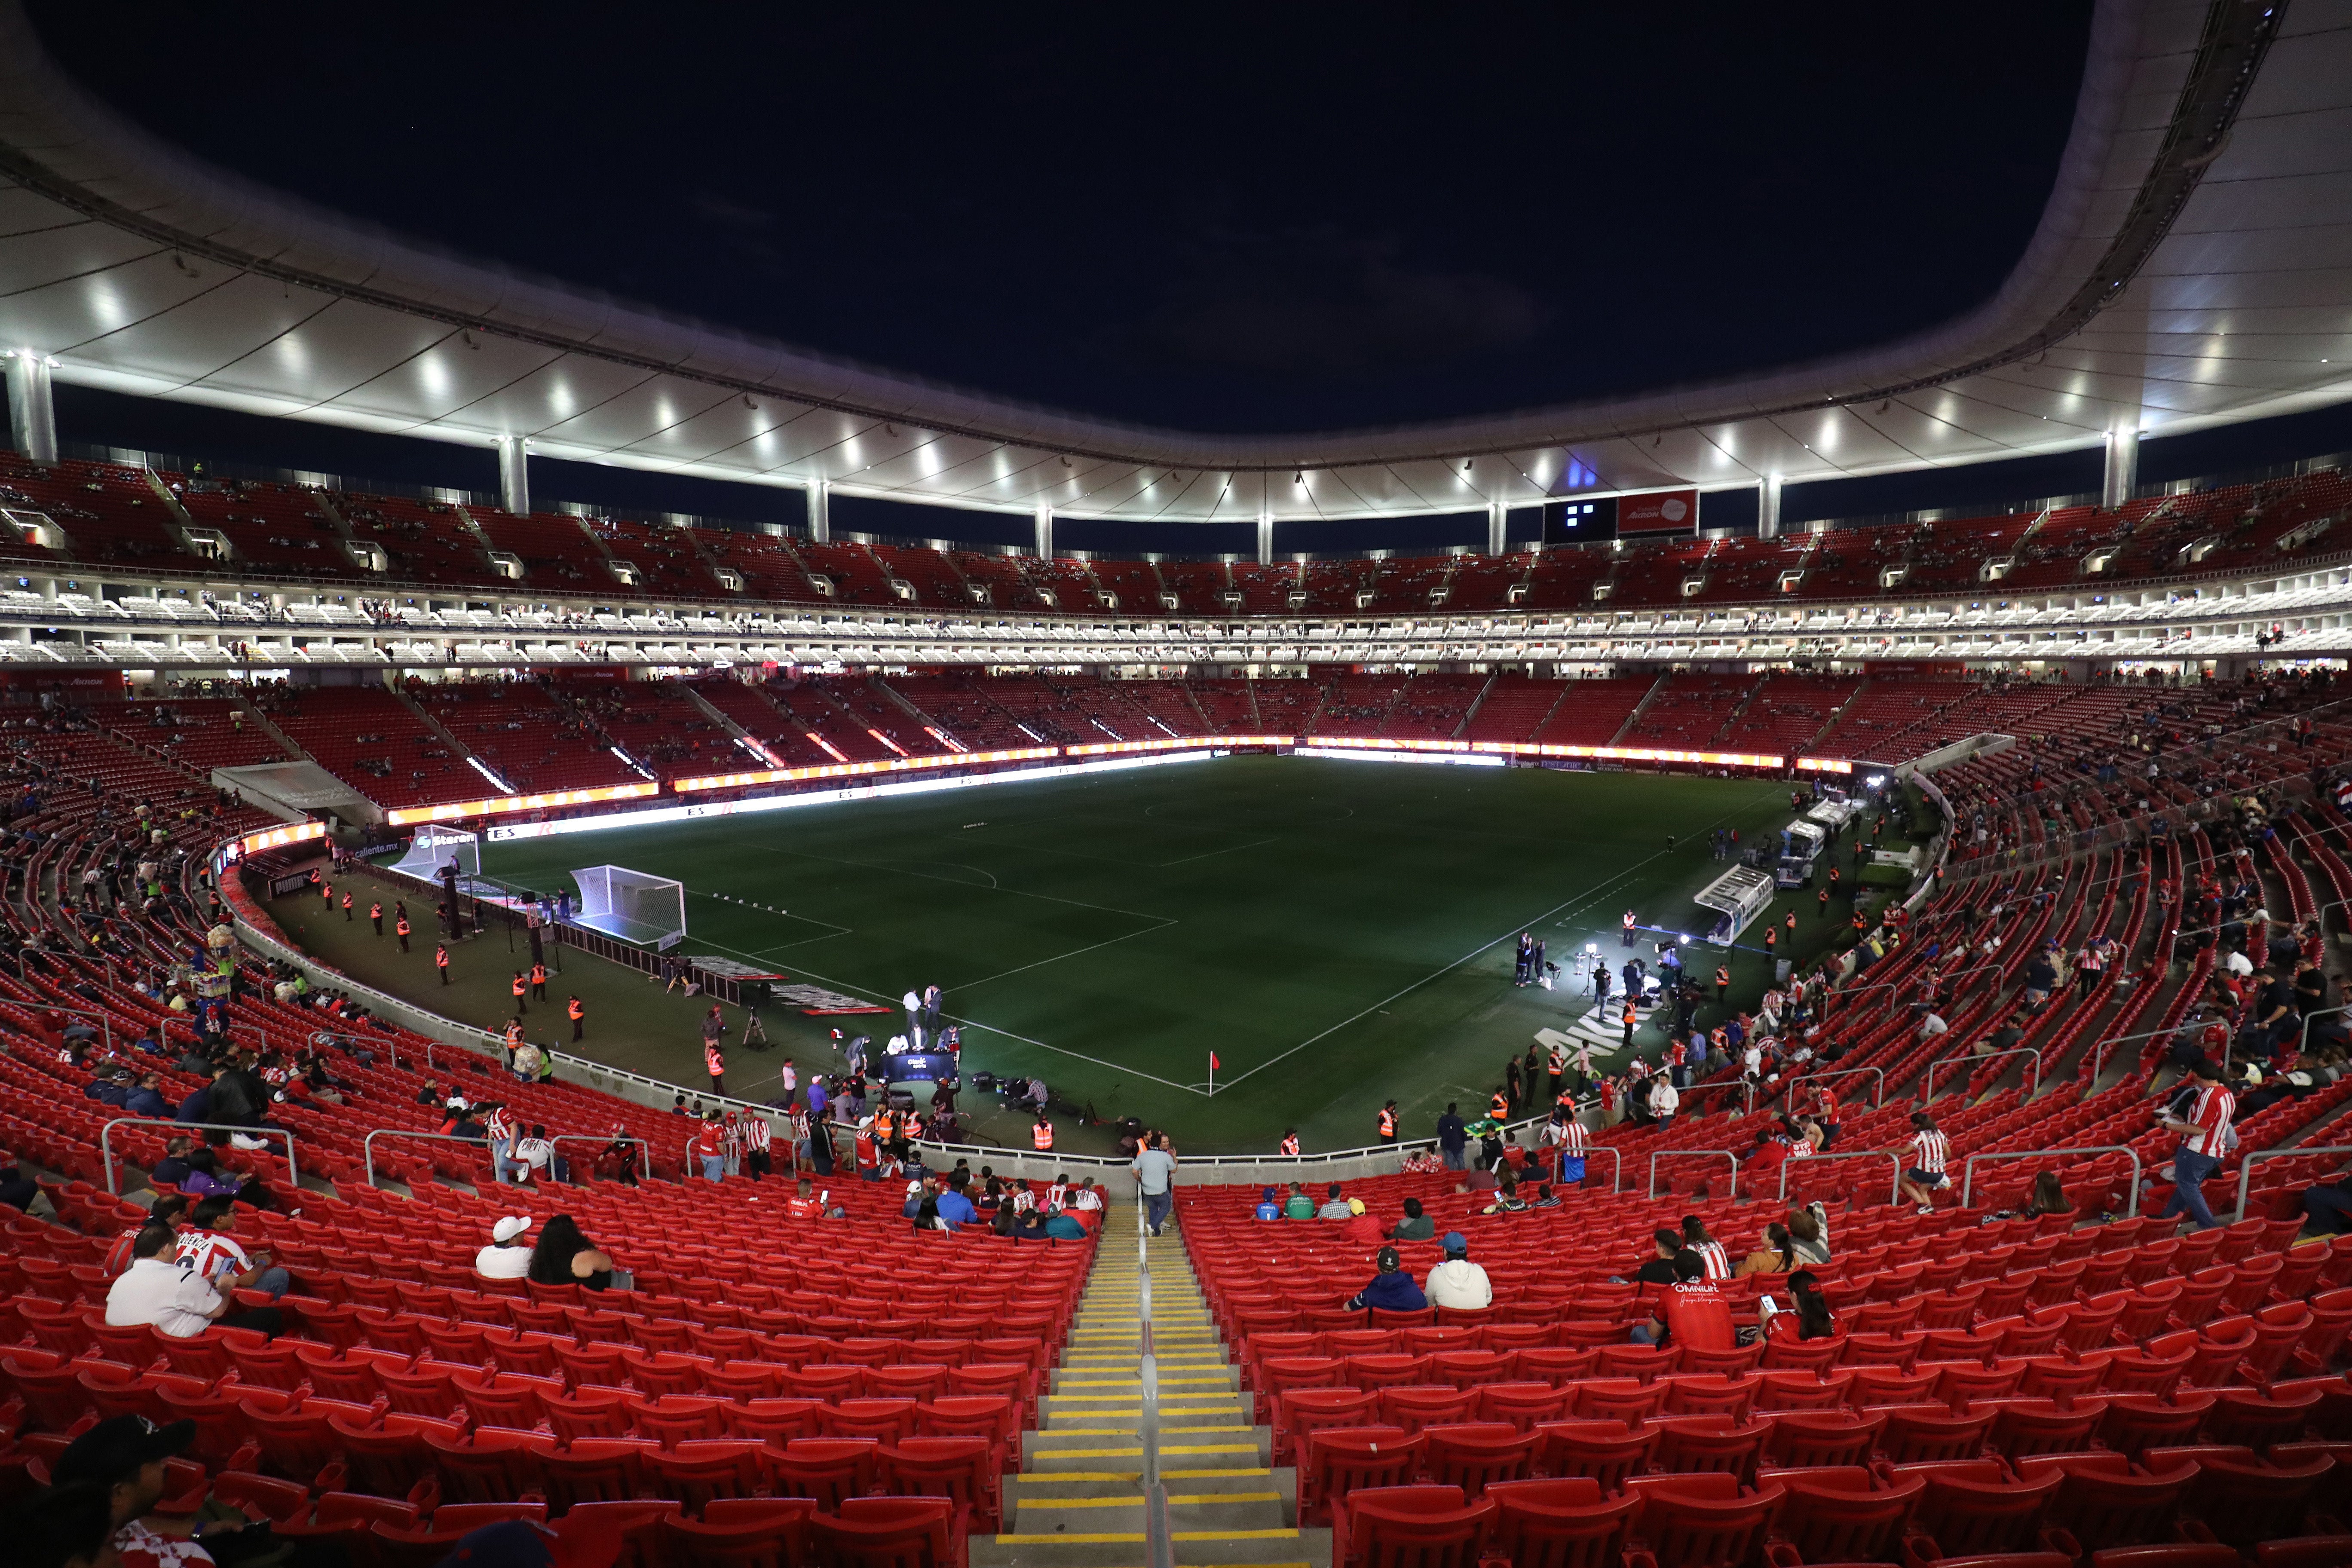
top-left (50, 1415), bottom-right (227, 1568)
top-left (1423, 1231), bottom-right (1494, 1309)
top-left (477, 1215), bottom-right (535, 1280)
top-left (107, 1224), bottom-right (282, 1340)
top-left (1344, 1246), bottom-right (1430, 1312)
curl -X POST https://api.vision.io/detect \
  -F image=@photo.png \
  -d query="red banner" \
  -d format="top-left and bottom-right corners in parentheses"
top-left (1617, 489), bottom-right (1699, 535)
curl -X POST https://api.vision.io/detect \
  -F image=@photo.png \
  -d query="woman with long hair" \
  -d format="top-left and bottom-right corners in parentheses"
top-left (1780, 1269), bottom-right (1837, 1341)
top-left (1737, 1221), bottom-right (1796, 1277)
top-left (527, 1213), bottom-right (616, 1290)
top-left (2028, 1170), bottom-right (2075, 1218)
top-left (1680, 1215), bottom-right (1731, 1279)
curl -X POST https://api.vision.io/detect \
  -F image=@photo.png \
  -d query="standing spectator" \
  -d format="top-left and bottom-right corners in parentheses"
top-left (1896, 1111), bottom-right (1951, 1215)
top-left (743, 1112), bottom-right (772, 1180)
top-left (1435, 1102), bottom-right (1468, 1170)
top-left (2155, 1059), bottom-right (2235, 1231)
top-left (1133, 1131), bottom-right (1177, 1237)
top-left (1650, 1072), bottom-right (1680, 1132)
top-left (693, 1112), bottom-right (726, 1182)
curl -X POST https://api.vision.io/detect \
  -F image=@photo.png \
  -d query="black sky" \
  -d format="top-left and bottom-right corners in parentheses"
top-left (26, 3), bottom-right (2094, 435)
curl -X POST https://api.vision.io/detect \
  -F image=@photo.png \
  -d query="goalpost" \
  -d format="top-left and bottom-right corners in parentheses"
top-left (391, 826), bottom-right (484, 889)
top-left (570, 864), bottom-right (688, 949)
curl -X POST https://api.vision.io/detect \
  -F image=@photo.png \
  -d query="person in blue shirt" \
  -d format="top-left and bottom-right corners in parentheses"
top-left (1254, 1185), bottom-right (1282, 1221)
top-left (1344, 1247), bottom-right (1429, 1313)
top-left (1041, 1210), bottom-right (1087, 1240)
top-left (934, 1171), bottom-right (979, 1230)
top-left (122, 1073), bottom-right (169, 1119)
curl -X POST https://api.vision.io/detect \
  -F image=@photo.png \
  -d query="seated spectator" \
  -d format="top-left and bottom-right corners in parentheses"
top-left (105, 1224), bottom-right (283, 1338)
top-left (1736, 1221), bottom-right (1798, 1277)
top-left (1041, 1208), bottom-right (1087, 1240)
top-left (1787, 1200), bottom-right (1832, 1264)
top-left (0, 1158), bottom-right (41, 1217)
top-left (1315, 1182), bottom-right (1353, 1220)
top-left (2303, 1165), bottom-right (2352, 1237)
top-left (1281, 1183), bottom-right (1314, 1220)
top-left (1344, 1246), bottom-right (1430, 1312)
top-left (785, 1178), bottom-right (844, 1219)
top-left (935, 1172), bottom-right (979, 1230)
top-left (1530, 1182), bottom-right (1561, 1208)
top-left (1762, 1268), bottom-right (1838, 1342)
top-left (1423, 1231), bottom-right (1493, 1309)
top-left (1482, 1176), bottom-right (1528, 1215)
top-left (1631, 1252), bottom-right (1733, 1350)
top-left (1625, 1228), bottom-right (1683, 1285)
top-left (475, 1215), bottom-right (534, 1279)
top-left (177, 1147), bottom-right (271, 1210)
top-left (2026, 1170), bottom-right (2076, 1218)
top-left (528, 1214), bottom-right (621, 1291)
top-left (175, 1196), bottom-right (289, 1298)
top-left (1254, 1185), bottom-right (1282, 1221)
top-left (1389, 1196), bottom-right (1435, 1240)
top-left (146, 1136), bottom-right (193, 1189)
top-left (1340, 1198), bottom-right (1385, 1245)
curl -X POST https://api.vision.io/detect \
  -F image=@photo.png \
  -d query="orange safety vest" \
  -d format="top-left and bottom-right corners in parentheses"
top-left (568, 998), bottom-right (584, 1021)
top-left (434, 946), bottom-right (446, 967)
top-left (370, 904), bottom-right (382, 921)
top-left (1765, 928), bottom-right (1777, 948)
top-left (531, 965), bottom-right (547, 986)
top-left (704, 1044), bottom-right (724, 1078)
top-left (1489, 1092), bottom-right (1509, 1119)
top-left (1715, 967), bottom-right (1730, 989)
top-left (512, 977), bottom-right (527, 998)
top-left (1622, 1001), bottom-right (1637, 1026)
top-left (504, 1023), bottom-right (523, 1046)
top-left (340, 893), bottom-right (352, 911)
top-left (1279, 1134), bottom-right (1300, 1155)
top-left (1376, 1108), bottom-right (1396, 1138)
top-left (398, 919), bottom-right (411, 937)
top-left (874, 1109), bottom-right (896, 1142)
top-left (1032, 1120), bottom-right (1054, 1151)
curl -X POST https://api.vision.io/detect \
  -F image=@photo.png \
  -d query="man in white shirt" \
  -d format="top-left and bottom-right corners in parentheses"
top-left (108, 1224), bottom-right (282, 1338)
top-left (902, 989), bottom-right (923, 1047)
top-left (514, 1124), bottom-right (557, 1182)
top-left (1918, 1011), bottom-right (1949, 1039)
top-left (475, 1215), bottom-right (534, 1279)
top-left (1423, 1231), bottom-right (1494, 1310)
top-left (1649, 1075), bottom-right (1680, 1130)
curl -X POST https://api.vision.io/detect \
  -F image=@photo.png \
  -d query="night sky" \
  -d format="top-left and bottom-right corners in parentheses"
top-left (27, 3), bottom-right (2094, 436)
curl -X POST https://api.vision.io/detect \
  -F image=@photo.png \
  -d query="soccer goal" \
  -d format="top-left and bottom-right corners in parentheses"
top-left (391, 826), bottom-right (485, 890)
top-left (570, 864), bottom-right (688, 949)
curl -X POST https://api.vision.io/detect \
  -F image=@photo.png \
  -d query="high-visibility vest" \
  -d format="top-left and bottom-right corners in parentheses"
top-left (704, 1044), bottom-right (724, 1078)
top-left (1715, 967), bottom-right (1730, 988)
top-left (1279, 1134), bottom-right (1300, 1155)
top-left (874, 1110), bottom-right (897, 1142)
top-left (1032, 1120), bottom-right (1054, 1151)
top-left (531, 965), bottom-right (547, 985)
top-left (568, 999), bottom-right (584, 1020)
top-left (398, 919), bottom-right (411, 936)
top-left (340, 894), bottom-right (351, 911)
top-left (1489, 1093), bottom-right (1509, 1118)
top-left (370, 904), bottom-right (382, 920)
top-left (512, 977), bottom-right (526, 998)
top-left (1765, 928), bottom-right (1777, 949)
top-left (1623, 912), bottom-right (1636, 930)
top-left (434, 947), bottom-right (446, 967)
top-left (504, 1023), bottom-right (523, 1045)
top-left (1376, 1108), bottom-right (1396, 1138)
top-left (1622, 1002), bottom-right (1637, 1025)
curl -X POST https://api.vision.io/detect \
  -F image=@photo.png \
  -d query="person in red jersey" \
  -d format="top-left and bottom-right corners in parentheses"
top-left (1632, 1252), bottom-right (1735, 1351)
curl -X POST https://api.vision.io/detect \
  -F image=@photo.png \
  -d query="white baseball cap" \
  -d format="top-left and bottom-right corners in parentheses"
top-left (492, 1216), bottom-right (532, 1243)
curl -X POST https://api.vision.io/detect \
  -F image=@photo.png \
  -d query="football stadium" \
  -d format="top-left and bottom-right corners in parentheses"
top-left (6, 3), bottom-right (2352, 1564)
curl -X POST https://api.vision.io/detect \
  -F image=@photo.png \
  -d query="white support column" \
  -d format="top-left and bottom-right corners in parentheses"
top-left (1487, 501), bottom-right (1507, 555)
top-left (1759, 475), bottom-right (1783, 539)
top-left (1256, 512), bottom-right (1274, 567)
top-left (5, 352), bottom-right (58, 464)
top-left (1034, 503), bottom-right (1054, 560)
top-left (496, 436), bottom-right (530, 516)
top-left (2102, 427), bottom-right (2140, 509)
top-left (806, 481), bottom-right (830, 542)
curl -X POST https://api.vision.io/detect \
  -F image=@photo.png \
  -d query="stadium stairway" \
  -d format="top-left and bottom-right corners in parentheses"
top-left (974, 1203), bottom-right (1329, 1567)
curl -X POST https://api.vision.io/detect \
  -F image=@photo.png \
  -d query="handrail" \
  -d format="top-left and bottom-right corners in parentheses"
top-left (101, 1117), bottom-right (297, 1197)
top-left (44, 1003), bottom-right (116, 1055)
top-left (1786, 1065), bottom-right (1886, 1109)
top-left (1649, 1148), bottom-right (1738, 1201)
top-left (1924, 1046), bottom-right (2041, 1104)
top-left (1553, 1143), bottom-right (1623, 1195)
top-left (1960, 1145), bottom-right (2143, 1218)
top-left (2233, 1144), bottom-right (2352, 1224)
top-left (1778, 1149), bottom-right (1905, 1206)
top-left (361, 1127), bottom-right (489, 1188)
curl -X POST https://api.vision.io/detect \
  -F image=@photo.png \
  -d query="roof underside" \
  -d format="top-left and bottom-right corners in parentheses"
top-left (1, 0), bottom-right (2349, 524)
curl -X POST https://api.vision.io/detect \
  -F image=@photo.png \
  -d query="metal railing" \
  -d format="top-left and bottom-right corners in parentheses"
top-left (1778, 1149), bottom-right (1905, 1206)
top-left (2233, 1145), bottom-right (2352, 1224)
top-left (1787, 1065), bottom-right (1886, 1109)
top-left (101, 1117), bottom-right (297, 1197)
top-left (1960, 1145), bottom-right (2143, 1218)
top-left (1924, 1046), bottom-right (2042, 1104)
top-left (1649, 1149), bottom-right (1739, 1200)
top-left (46, 1004), bottom-right (117, 1055)
top-left (361, 1127), bottom-right (490, 1188)
top-left (1559, 1144), bottom-right (1623, 1195)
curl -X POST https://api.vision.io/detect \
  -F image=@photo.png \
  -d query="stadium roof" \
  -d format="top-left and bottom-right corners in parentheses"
top-left (1, 0), bottom-right (2348, 525)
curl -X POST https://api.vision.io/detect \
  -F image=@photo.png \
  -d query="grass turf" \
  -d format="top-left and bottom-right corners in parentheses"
top-left (276, 756), bottom-right (1890, 1155)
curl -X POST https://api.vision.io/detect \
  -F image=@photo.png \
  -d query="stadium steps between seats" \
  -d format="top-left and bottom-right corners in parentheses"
top-left (972, 1204), bottom-right (1328, 1567)
top-left (397, 687), bottom-right (507, 789)
top-left (1606, 673), bottom-right (1671, 747)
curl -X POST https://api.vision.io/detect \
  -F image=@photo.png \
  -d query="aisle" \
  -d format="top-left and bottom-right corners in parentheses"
top-left (971, 1202), bottom-right (1329, 1567)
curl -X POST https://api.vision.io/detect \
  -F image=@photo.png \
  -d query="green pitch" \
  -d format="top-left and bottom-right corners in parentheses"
top-left (453, 755), bottom-right (1846, 1155)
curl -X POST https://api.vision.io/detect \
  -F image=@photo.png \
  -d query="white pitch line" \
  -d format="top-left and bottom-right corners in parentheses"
top-left (1208, 785), bottom-right (1781, 1096)
top-left (1154, 837), bottom-right (1281, 868)
top-left (949, 920), bottom-right (1178, 992)
top-left (745, 843), bottom-right (1167, 921)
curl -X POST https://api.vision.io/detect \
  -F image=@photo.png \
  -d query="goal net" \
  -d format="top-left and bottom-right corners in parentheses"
top-left (391, 826), bottom-right (485, 890)
top-left (570, 864), bottom-right (687, 949)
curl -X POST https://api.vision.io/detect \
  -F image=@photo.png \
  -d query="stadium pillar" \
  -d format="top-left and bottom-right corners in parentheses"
top-left (4, 351), bottom-right (57, 464)
top-left (1486, 501), bottom-right (1507, 555)
top-left (1034, 503), bottom-right (1053, 560)
top-left (1257, 512), bottom-right (1274, 566)
top-left (806, 480), bottom-right (830, 542)
top-left (1758, 475), bottom-right (1783, 539)
top-left (496, 436), bottom-right (529, 517)
top-left (2102, 426), bottom-right (2140, 509)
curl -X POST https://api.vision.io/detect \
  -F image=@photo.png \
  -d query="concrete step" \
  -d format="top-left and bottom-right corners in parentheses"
top-left (1050, 1365), bottom-right (1239, 1394)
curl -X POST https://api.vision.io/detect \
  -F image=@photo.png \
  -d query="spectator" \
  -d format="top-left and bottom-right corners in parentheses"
top-left (1627, 1227), bottom-right (1681, 1285)
top-left (1132, 1131), bottom-right (1177, 1238)
top-left (1530, 1181), bottom-right (1562, 1208)
top-left (175, 1196), bottom-right (289, 1298)
top-left (1631, 1252), bottom-right (1734, 1351)
top-left (1679, 1215), bottom-right (1732, 1280)
top-left (1041, 1207), bottom-right (1088, 1240)
top-left (2300, 1165), bottom-right (2352, 1237)
top-left (1344, 1246), bottom-right (1430, 1312)
top-left (146, 1136), bottom-right (193, 1189)
top-left (1423, 1231), bottom-right (1493, 1309)
top-left (1763, 1268), bottom-right (1839, 1342)
top-left (475, 1215), bottom-right (533, 1280)
top-left (1315, 1182), bottom-right (1353, 1221)
top-left (1736, 1221), bottom-right (1798, 1277)
top-left (1787, 1200), bottom-right (1832, 1265)
top-left (2026, 1170), bottom-right (2076, 1218)
top-left (935, 1172), bottom-right (979, 1231)
top-left (105, 1224), bottom-right (282, 1338)
top-left (527, 1213), bottom-right (619, 1291)
top-left (49, 1415), bottom-right (223, 1568)
top-left (1389, 1196), bottom-right (1435, 1241)
top-left (1649, 1073), bottom-right (1680, 1131)
top-left (1435, 1102), bottom-right (1468, 1171)
top-left (1280, 1183), bottom-right (1314, 1220)
top-left (2154, 1059), bottom-right (2234, 1231)
top-left (1482, 1176), bottom-right (1528, 1215)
